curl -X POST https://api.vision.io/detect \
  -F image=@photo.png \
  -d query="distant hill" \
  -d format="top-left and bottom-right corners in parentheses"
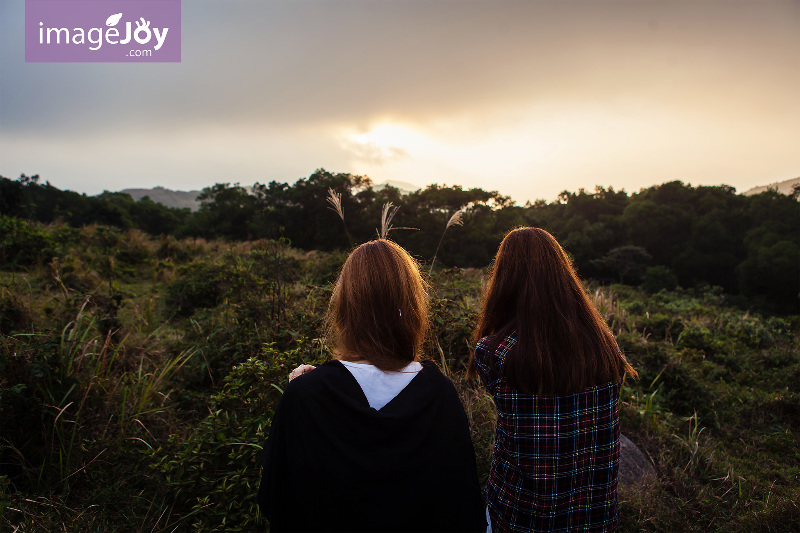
top-left (742, 177), bottom-right (799, 198)
top-left (120, 181), bottom-right (421, 211)
top-left (373, 180), bottom-right (419, 194)
top-left (121, 186), bottom-right (202, 211)
top-left (120, 177), bottom-right (799, 211)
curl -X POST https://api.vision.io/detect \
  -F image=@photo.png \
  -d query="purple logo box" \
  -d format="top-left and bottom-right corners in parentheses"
top-left (26, 0), bottom-right (181, 62)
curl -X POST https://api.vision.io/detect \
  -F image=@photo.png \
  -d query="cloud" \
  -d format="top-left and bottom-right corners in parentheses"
top-left (342, 139), bottom-right (409, 167)
top-left (1, 0), bottom-right (799, 200)
top-left (4, 1), bottom-right (797, 133)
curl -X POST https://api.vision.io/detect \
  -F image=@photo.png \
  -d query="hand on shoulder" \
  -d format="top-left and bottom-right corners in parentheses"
top-left (289, 364), bottom-right (316, 382)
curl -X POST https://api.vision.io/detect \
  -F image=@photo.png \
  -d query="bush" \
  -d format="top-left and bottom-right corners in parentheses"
top-left (156, 235), bottom-right (193, 263)
top-left (0, 215), bottom-right (55, 267)
top-left (147, 342), bottom-right (327, 532)
top-left (113, 230), bottom-right (153, 269)
top-left (166, 262), bottom-right (231, 316)
top-left (0, 474), bottom-right (10, 522)
top-left (0, 328), bottom-right (85, 491)
top-left (429, 296), bottom-right (478, 365)
top-left (0, 290), bottom-right (32, 334)
top-left (723, 314), bottom-right (790, 349)
top-left (634, 313), bottom-right (684, 341)
top-left (676, 323), bottom-right (725, 356)
top-left (641, 265), bottom-right (679, 294)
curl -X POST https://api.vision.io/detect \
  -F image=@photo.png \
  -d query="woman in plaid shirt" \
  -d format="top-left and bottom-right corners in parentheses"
top-left (468, 228), bottom-right (638, 533)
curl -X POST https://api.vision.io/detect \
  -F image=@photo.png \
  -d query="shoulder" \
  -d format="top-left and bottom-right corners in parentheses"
top-left (417, 360), bottom-right (452, 385)
top-left (475, 330), bottom-right (517, 362)
top-left (277, 360), bottom-right (371, 417)
top-left (546, 382), bottom-right (620, 407)
top-left (413, 361), bottom-right (471, 418)
top-left (476, 330), bottom-right (517, 350)
top-left (584, 381), bottom-right (621, 400)
top-left (418, 361), bottom-right (468, 404)
top-left (408, 361), bottom-right (459, 397)
top-left (282, 360), bottom-right (348, 396)
top-left (496, 330), bottom-right (518, 351)
top-left (475, 335), bottom-right (492, 353)
top-left (419, 359), bottom-right (444, 375)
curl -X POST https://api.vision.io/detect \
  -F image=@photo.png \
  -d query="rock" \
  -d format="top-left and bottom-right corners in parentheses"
top-left (619, 433), bottom-right (657, 486)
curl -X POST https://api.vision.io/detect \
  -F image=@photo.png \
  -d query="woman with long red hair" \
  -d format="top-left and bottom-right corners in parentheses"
top-left (468, 227), bottom-right (637, 533)
top-left (259, 239), bottom-right (485, 532)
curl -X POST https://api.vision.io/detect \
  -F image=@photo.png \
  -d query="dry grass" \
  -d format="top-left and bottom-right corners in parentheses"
top-left (591, 286), bottom-right (630, 335)
top-left (451, 372), bottom-right (497, 485)
top-left (326, 188), bottom-right (352, 246)
top-left (430, 210), bottom-right (464, 274)
top-left (379, 202), bottom-right (399, 239)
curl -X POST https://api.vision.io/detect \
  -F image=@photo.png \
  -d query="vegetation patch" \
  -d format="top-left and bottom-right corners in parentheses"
top-left (0, 208), bottom-right (797, 531)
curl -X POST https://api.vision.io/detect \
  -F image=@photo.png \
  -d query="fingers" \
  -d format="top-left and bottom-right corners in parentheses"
top-left (288, 364), bottom-right (317, 382)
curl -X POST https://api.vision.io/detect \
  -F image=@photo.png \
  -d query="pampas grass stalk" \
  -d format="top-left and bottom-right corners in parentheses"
top-left (430, 210), bottom-right (464, 274)
top-left (377, 201), bottom-right (419, 240)
top-left (326, 188), bottom-right (353, 247)
top-left (379, 202), bottom-right (400, 239)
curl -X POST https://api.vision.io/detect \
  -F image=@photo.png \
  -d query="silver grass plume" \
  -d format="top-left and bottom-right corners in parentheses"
top-left (379, 202), bottom-right (400, 239)
top-left (377, 202), bottom-right (419, 240)
top-left (326, 187), bottom-right (353, 247)
top-left (445, 210), bottom-right (464, 230)
top-left (430, 209), bottom-right (464, 274)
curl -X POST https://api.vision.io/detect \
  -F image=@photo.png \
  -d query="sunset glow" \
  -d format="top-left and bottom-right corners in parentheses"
top-left (349, 124), bottom-right (426, 152)
top-left (1, 0), bottom-right (798, 202)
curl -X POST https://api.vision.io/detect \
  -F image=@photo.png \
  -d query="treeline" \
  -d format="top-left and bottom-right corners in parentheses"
top-left (1, 170), bottom-right (798, 312)
top-left (0, 174), bottom-right (189, 235)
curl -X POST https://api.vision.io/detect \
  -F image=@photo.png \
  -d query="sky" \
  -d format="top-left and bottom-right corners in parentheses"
top-left (2, 0), bottom-right (800, 204)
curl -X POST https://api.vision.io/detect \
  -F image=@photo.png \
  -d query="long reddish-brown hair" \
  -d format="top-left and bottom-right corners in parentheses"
top-left (468, 227), bottom-right (637, 395)
top-left (327, 239), bottom-right (429, 371)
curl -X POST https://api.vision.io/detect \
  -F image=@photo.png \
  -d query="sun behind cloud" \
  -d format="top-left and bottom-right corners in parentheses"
top-left (342, 123), bottom-right (434, 166)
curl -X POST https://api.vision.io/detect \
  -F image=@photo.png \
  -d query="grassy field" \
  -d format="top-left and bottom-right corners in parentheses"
top-left (1, 224), bottom-right (798, 531)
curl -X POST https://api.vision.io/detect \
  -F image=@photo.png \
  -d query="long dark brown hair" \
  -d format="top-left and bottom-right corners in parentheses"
top-left (468, 227), bottom-right (637, 395)
top-left (327, 239), bottom-right (429, 371)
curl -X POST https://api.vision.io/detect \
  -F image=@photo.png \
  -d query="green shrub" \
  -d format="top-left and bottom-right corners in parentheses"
top-left (0, 326), bottom-right (86, 490)
top-left (147, 358), bottom-right (274, 531)
top-left (429, 295), bottom-right (478, 365)
top-left (641, 265), bottom-right (679, 294)
top-left (166, 249), bottom-right (294, 319)
top-left (157, 235), bottom-right (194, 263)
top-left (147, 342), bottom-right (327, 532)
top-left (89, 225), bottom-right (123, 250)
top-left (658, 358), bottom-right (717, 419)
top-left (634, 313), bottom-right (684, 341)
top-left (0, 215), bottom-right (55, 267)
top-left (166, 262), bottom-right (231, 316)
top-left (298, 249), bottom-right (347, 285)
top-left (114, 230), bottom-right (153, 269)
top-left (0, 289), bottom-right (32, 334)
top-left (676, 323), bottom-right (720, 354)
top-left (722, 314), bottom-right (790, 349)
top-left (0, 474), bottom-right (10, 522)
top-left (49, 224), bottom-right (83, 247)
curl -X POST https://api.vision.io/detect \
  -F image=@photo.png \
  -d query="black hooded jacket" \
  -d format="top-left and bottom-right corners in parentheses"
top-left (258, 360), bottom-right (486, 532)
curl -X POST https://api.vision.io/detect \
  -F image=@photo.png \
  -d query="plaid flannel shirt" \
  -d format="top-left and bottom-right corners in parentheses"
top-left (475, 331), bottom-right (620, 533)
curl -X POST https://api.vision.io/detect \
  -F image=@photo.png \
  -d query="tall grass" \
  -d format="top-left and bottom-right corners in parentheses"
top-left (1, 292), bottom-right (196, 497)
top-left (378, 202), bottom-right (417, 241)
top-left (119, 348), bottom-right (196, 440)
top-left (326, 188), bottom-right (353, 247)
top-left (591, 286), bottom-right (629, 334)
top-left (430, 210), bottom-right (464, 274)
top-left (3, 223), bottom-right (798, 532)
top-left (378, 202), bottom-right (399, 239)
